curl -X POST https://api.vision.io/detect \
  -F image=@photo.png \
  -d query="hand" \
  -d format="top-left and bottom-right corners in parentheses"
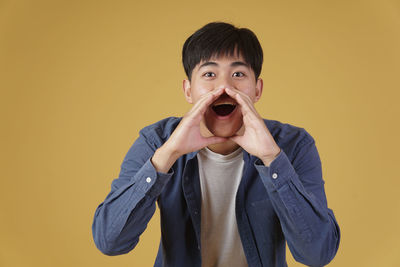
top-left (152, 88), bottom-right (228, 172)
top-left (225, 87), bottom-right (281, 166)
top-left (167, 87), bottom-right (229, 155)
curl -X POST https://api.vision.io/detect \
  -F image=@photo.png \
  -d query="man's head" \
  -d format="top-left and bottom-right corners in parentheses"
top-left (182, 22), bottom-right (263, 82)
top-left (182, 22), bottom-right (264, 138)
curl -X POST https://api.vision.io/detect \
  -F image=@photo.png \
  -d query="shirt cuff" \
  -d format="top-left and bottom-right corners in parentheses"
top-left (254, 150), bottom-right (297, 189)
top-left (130, 158), bottom-right (174, 197)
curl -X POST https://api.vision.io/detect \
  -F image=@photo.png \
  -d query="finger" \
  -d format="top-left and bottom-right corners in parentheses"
top-left (225, 87), bottom-right (253, 105)
top-left (190, 88), bottom-right (222, 112)
top-left (182, 88), bottom-right (225, 128)
top-left (229, 135), bottom-right (244, 146)
top-left (225, 87), bottom-right (258, 109)
top-left (190, 87), bottom-right (225, 117)
top-left (225, 89), bottom-right (253, 116)
top-left (225, 88), bottom-right (260, 118)
top-left (201, 87), bottom-right (226, 109)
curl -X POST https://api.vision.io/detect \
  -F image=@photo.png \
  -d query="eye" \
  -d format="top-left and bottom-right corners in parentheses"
top-left (203, 72), bottom-right (216, 78)
top-left (233, 72), bottom-right (245, 77)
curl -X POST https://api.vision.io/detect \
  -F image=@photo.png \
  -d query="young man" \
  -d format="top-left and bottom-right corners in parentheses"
top-left (92, 22), bottom-right (340, 266)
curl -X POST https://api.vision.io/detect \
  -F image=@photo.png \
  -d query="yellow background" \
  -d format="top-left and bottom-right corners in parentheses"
top-left (1, 0), bottom-right (399, 266)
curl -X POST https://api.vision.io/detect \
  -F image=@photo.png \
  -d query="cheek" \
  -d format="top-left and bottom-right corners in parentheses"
top-left (191, 85), bottom-right (214, 102)
top-left (237, 86), bottom-right (257, 101)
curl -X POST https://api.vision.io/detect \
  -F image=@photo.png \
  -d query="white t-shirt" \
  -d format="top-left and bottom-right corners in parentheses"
top-left (197, 147), bottom-right (248, 267)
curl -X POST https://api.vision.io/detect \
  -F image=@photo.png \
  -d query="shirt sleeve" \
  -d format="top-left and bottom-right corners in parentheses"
top-left (92, 131), bottom-right (173, 256)
top-left (254, 134), bottom-right (340, 266)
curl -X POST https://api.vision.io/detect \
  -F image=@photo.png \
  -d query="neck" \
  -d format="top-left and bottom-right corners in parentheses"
top-left (207, 140), bottom-right (240, 155)
top-left (199, 119), bottom-right (243, 155)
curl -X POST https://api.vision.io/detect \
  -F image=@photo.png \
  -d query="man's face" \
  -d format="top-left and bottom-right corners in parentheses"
top-left (183, 54), bottom-right (263, 138)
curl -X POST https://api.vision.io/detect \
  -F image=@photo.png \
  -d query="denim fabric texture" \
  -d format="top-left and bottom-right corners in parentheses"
top-left (92, 117), bottom-right (340, 267)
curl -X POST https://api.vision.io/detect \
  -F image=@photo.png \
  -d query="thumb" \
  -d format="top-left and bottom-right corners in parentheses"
top-left (203, 136), bottom-right (228, 147)
top-left (229, 135), bottom-right (244, 146)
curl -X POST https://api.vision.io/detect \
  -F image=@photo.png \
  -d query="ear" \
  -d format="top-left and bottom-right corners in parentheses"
top-left (183, 79), bottom-right (193, 104)
top-left (254, 78), bottom-right (263, 102)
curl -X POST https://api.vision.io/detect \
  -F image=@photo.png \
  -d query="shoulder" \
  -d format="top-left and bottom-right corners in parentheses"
top-left (263, 118), bottom-right (316, 153)
top-left (139, 117), bottom-right (182, 147)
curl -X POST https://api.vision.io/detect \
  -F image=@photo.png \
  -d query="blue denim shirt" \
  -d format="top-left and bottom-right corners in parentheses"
top-left (92, 117), bottom-right (340, 267)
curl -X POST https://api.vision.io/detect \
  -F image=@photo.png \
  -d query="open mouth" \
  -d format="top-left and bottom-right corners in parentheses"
top-left (212, 103), bottom-right (237, 116)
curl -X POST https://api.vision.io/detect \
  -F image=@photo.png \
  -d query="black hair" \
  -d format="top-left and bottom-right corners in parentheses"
top-left (182, 22), bottom-right (263, 81)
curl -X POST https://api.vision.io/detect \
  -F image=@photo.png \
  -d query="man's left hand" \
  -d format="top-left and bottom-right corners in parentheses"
top-left (225, 87), bottom-right (281, 166)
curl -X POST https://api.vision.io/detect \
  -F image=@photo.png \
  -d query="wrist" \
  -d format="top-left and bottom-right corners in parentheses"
top-left (260, 147), bottom-right (281, 167)
top-left (162, 140), bottom-right (182, 160)
top-left (151, 144), bottom-right (180, 173)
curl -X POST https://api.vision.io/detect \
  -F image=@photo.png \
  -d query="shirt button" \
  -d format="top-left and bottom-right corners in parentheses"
top-left (272, 173), bottom-right (278, 179)
top-left (146, 177), bottom-right (152, 183)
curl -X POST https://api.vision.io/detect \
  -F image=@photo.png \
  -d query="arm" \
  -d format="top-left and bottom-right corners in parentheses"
top-left (92, 132), bottom-right (174, 255)
top-left (254, 135), bottom-right (340, 266)
top-left (225, 87), bottom-right (340, 266)
top-left (92, 87), bottom-right (227, 255)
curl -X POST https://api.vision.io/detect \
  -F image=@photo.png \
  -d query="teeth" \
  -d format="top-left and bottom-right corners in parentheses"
top-left (213, 102), bottom-right (236, 107)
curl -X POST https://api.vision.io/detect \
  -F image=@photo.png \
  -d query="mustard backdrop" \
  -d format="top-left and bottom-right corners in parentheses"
top-left (1, 0), bottom-right (399, 266)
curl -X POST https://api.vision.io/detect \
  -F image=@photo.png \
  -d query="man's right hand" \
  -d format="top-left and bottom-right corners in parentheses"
top-left (151, 88), bottom-right (227, 173)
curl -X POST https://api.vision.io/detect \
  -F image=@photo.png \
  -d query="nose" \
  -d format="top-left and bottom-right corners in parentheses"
top-left (216, 75), bottom-right (234, 90)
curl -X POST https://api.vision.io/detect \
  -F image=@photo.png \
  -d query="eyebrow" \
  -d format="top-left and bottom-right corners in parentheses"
top-left (198, 61), bottom-right (249, 70)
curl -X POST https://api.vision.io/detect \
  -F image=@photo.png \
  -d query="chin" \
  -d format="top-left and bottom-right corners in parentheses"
top-left (206, 121), bottom-right (243, 138)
